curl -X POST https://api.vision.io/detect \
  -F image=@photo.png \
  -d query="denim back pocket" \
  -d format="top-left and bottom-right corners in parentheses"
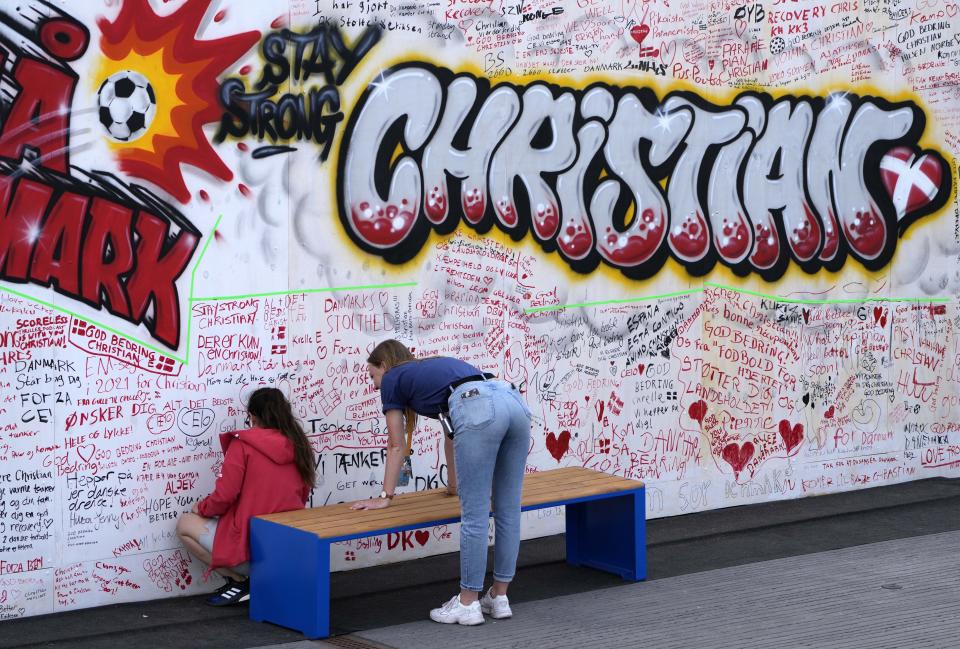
top-left (450, 389), bottom-right (496, 430)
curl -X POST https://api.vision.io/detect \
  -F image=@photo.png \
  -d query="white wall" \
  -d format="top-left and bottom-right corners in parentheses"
top-left (1, 0), bottom-right (958, 618)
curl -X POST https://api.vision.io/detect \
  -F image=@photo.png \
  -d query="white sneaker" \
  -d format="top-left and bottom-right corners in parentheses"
top-left (429, 595), bottom-right (484, 625)
top-left (480, 588), bottom-right (512, 619)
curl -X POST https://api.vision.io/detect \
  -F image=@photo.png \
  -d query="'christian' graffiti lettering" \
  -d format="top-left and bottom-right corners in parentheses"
top-left (337, 64), bottom-right (951, 279)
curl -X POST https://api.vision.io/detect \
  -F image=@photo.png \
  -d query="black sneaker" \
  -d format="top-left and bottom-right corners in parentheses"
top-left (206, 578), bottom-right (249, 606)
top-left (208, 578), bottom-right (234, 597)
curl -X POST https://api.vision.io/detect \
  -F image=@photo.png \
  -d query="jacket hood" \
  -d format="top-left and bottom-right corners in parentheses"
top-left (219, 428), bottom-right (296, 464)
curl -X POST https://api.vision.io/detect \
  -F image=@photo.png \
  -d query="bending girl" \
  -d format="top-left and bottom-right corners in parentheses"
top-left (352, 339), bottom-right (531, 625)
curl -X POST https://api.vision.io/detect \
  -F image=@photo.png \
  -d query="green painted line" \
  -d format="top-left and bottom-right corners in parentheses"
top-left (191, 282), bottom-right (418, 302)
top-left (181, 214), bottom-right (223, 365)
top-left (703, 282), bottom-right (951, 304)
top-left (524, 281), bottom-right (952, 313)
top-left (525, 288), bottom-right (703, 313)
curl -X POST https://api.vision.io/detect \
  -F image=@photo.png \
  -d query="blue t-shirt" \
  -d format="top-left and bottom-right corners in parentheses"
top-left (380, 357), bottom-right (482, 417)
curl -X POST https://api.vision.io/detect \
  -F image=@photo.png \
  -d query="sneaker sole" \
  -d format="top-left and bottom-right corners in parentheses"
top-left (481, 604), bottom-right (512, 619)
top-left (206, 592), bottom-right (250, 606)
top-left (429, 612), bottom-right (484, 625)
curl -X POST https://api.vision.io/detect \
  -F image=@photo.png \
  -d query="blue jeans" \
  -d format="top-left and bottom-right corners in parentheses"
top-left (448, 379), bottom-right (531, 592)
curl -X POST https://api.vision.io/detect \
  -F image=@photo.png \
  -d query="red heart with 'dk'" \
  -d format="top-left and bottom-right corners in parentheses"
top-left (414, 530), bottom-right (430, 546)
top-left (722, 441), bottom-right (754, 478)
top-left (546, 431), bottom-right (571, 462)
top-left (630, 24), bottom-right (650, 45)
top-left (779, 419), bottom-right (804, 454)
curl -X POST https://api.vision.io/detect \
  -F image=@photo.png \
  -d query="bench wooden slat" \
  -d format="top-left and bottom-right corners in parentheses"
top-left (259, 468), bottom-right (610, 526)
top-left (265, 469), bottom-right (629, 527)
top-left (295, 483), bottom-right (644, 538)
top-left (259, 468), bottom-right (636, 527)
top-left (257, 468), bottom-right (643, 539)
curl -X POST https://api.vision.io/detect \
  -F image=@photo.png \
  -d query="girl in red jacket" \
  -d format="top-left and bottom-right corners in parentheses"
top-left (176, 387), bottom-right (315, 606)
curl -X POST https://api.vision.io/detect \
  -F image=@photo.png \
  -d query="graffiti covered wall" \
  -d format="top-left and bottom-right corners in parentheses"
top-left (1, 0), bottom-right (959, 617)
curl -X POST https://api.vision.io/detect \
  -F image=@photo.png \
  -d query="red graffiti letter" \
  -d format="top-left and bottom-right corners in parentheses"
top-left (30, 191), bottom-right (88, 295)
top-left (126, 212), bottom-right (199, 348)
top-left (0, 177), bottom-right (51, 279)
top-left (81, 198), bottom-right (134, 318)
top-left (0, 58), bottom-right (76, 172)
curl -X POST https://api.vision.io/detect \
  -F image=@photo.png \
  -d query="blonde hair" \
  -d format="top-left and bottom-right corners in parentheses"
top-left (367, 339), bottom-right (418, 442)
top-left (367, 339), bottom-right (415, 371)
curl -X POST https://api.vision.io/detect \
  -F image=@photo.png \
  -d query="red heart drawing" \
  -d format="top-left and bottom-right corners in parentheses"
top-left (637, 363), bottom-right (645, 375)
top-left (734, 18), bottom-right (747, 38)
top-left (880, 146), bottom-right (945, 219)
top-left (722, 441), bottom-right (754, 478)
top-left (414, 530), bottom-right (430, 546)
top-left (630, 24), bottom-right (650, 45)
top-left (659, 40), bottom-right (677, 66)
top-left (881, 313), bottom-right (887, 328)
top-left (873, 306), bottom-right (883, 324)
top-left (77, 444), bottom-right (97, 465)
top-left (947, 3), bottom-right (958, 17)
top-left (688, 399), bottom-right (707, 423)
top-left (802, 308), bottom-right (810, 325)
top-left (824, 405), bottom-right (835, 419)
top-left (778, 419), bottom-right (804, 454)
top-left (546, 431), bottom-right (571, 462)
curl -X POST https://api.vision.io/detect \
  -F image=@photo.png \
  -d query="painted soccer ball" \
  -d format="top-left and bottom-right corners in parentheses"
top-left (97, 71), bottom-right (156, 142)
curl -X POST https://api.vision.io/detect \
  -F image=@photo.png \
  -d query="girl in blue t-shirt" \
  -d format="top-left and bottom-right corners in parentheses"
top-left (351, 339), bottom-right (531, 625)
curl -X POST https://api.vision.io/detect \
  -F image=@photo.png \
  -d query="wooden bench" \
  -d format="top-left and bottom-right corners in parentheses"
top-left (248, 467), bottom-right (646, 638)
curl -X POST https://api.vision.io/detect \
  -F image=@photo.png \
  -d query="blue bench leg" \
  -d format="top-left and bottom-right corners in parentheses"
top-left (565, 489), bottom-right (646, 581)
top-left (249, 519), bottom-right (330, 638)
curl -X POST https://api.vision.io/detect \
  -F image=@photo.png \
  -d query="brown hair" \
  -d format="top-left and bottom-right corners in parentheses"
top-left (366, 339), bottom-right (416, 370)
top-left (367, 339), bottom-right (418, 442)
top-left (246, 387), bottom-right (316, 487)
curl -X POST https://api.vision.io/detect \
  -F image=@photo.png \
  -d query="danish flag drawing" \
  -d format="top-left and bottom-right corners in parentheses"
top-left (879, 146), bottom-right (945, 219)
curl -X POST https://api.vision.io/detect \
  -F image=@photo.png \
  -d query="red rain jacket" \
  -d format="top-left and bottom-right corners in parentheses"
top-left (197, 428), bottom-right (310, 569)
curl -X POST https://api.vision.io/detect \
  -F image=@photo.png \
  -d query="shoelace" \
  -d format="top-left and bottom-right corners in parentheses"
top-left (442, 596), bottom-right (460, 611)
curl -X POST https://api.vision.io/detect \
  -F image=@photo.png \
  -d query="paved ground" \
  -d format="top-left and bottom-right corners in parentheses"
top-left (341, 530), bottom-right (960, 649)
top-left (3, 477), bottom-right (959, 648)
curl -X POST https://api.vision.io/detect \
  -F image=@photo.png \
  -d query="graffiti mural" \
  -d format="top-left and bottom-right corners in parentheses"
top-left (1, 0), bottom-right (959, 620)
top-left (97, 0), bottom-right (260, 202)
top-left (215, 22), bottom-right (381, 161)
top-left (0, 2), bottom-right (204, 350)
top-left (338, 65), bottom-right (951, 277)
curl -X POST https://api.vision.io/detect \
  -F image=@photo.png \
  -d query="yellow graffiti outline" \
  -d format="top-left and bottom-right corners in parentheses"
top-left (328, 52), bottom-right (956, 295)
top-left (93, 49), bottom-right (185, 154)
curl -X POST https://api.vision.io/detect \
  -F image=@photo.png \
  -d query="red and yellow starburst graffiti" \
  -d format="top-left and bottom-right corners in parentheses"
top-left (97, 0), bottom-right (259, 203)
